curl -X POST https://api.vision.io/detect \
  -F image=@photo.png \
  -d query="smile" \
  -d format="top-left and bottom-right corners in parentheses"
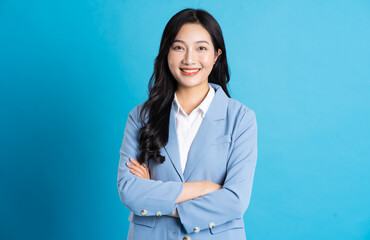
top-left (180, 68), bottom-right (201, 76)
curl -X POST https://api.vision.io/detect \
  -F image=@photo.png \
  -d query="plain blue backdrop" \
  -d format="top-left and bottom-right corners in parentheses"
top-left (1, 0), bottom-right (369, 239)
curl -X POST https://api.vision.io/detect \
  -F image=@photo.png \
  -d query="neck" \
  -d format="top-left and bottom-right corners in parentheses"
top-left (175, 82), bottom-right (210, 116)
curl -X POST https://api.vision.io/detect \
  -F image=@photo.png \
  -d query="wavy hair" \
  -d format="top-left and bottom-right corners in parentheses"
top-left (137, 8), bottom-right (231, 165)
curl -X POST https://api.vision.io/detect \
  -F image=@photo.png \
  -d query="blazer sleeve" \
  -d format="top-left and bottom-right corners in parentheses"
top-left (117, 105), bottom-right (184, 216)
top-left (176, 108), bottom-right (258, 234)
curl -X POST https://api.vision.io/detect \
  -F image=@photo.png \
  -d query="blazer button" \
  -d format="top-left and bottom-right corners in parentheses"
top-left (182, 236), bottom-right (191, 240)
top-left (209, 222), bottom-right (215, 228)
top-left (155, 211), bottom-right (162, 217)
top-left (140, 209), bottom-right (147, 216)
top-left (193, 226), bottom-right (200, 233)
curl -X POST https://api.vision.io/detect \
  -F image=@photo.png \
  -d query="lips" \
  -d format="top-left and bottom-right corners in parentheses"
top-left (180, 67), bottom-right (201, 76)
top-left (180, 68), bottom-right (201, 70)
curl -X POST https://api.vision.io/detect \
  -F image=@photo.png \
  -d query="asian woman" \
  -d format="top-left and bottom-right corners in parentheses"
top-left (117, 8), bottom-right (257, 240)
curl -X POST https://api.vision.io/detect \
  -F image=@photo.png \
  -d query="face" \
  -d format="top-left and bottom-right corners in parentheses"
top-left (167, 23), bottom-right (222, 90)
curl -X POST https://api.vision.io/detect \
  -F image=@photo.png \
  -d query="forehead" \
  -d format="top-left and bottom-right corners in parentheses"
top-left (174, 23), bottom-right (212, 43)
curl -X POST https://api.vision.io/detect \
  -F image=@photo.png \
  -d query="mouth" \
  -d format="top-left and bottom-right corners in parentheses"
top-left (180, 68), bottom-right (201, 76)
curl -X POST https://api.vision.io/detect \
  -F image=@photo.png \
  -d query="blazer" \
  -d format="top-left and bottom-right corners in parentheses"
top-left (117, 82), bottom-right (258, 240)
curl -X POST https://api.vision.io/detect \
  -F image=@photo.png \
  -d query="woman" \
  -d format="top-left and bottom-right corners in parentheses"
top-left (117, 8), bottom-right (257, 240)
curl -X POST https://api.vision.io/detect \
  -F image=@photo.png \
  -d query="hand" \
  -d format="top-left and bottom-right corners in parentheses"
top-left (126, 158), bottom-right (151, 180)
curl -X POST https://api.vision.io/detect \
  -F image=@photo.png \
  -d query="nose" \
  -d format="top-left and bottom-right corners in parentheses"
top-left (183, 49), bottom-right (196, 65)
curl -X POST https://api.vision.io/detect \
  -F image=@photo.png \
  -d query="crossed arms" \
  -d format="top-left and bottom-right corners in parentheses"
top-left (126, 157), bottom-right (222, 217)
top-left (117, 106), bottom-right (257, 234)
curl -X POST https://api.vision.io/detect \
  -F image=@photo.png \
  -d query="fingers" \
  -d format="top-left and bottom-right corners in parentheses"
top-left (129, 166), bottom-right (149, 179)
top-left (143, 163), bottom-right (150, 179)
top-left (127, 159), bottom-right (145, 176)
top-left (129, 168), bottom-right (145, 178)
top-left (126, 158), bottom-right (150, 179)
top-left (129, 158), bottom-right (141, 166)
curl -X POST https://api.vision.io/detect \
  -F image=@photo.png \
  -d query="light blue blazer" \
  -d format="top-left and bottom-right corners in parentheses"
top-left (117, 82), bottom-right (258, 240)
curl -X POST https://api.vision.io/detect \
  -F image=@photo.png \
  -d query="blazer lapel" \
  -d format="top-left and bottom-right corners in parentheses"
top-left (183, 83), bottom-right (229, 182)
top-left (163, 83), bottom-right (229, 182)
top-left (164, 104), bottom-right (185, 182)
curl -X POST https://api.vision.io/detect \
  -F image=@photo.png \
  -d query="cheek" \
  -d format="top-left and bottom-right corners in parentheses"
top-left (167, 54), bottom-right (174, 66)
top-left (167, 52), bottom-right (180, 66)
top-left (200, 54), bottom-right (216, 68)
top-left (167, 59), bottom-right (177, 74)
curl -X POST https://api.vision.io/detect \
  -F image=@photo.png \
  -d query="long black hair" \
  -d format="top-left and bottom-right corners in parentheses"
top-left (137, 8), bottom-right (231, 165)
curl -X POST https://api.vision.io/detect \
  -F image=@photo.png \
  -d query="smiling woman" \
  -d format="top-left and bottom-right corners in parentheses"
top-left (167, 23), bottom-right (222, 84)
top-left (117, 8), bottom-right (257, 240)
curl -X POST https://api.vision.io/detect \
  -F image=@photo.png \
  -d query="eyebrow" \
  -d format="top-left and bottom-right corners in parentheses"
top-left (173, 39), bottom-right (210, 45)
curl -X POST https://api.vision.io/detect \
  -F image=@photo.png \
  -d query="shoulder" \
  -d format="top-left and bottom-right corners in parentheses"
top-left (225, 98), bottom-right (257, 140)
top-left (129, 101), bottom-right (145, 116)
top-left (127, 101), bottom-right (147, 128)
top-left (227, 98), bottom-right (256, 122)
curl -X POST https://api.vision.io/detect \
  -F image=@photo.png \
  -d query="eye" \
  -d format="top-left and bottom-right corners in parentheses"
top-left (199, 46), bottom-right (207, 50)
top-left (173, 46), bottom-right (183, 50)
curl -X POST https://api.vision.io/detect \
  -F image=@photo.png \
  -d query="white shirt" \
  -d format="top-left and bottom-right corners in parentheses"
top-left (173, 83), bottom-right (215, 173)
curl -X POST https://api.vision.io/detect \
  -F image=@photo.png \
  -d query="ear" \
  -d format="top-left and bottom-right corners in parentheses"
top-left (214, 48), bottom-right (222, 64)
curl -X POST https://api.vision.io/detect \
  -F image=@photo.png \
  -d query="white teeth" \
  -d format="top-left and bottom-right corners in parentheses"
top-left (181, 68), bottom-right (200, 73)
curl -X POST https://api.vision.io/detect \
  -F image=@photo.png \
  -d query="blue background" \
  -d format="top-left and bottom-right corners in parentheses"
top-left (1, 0), bottom-right (369, 239)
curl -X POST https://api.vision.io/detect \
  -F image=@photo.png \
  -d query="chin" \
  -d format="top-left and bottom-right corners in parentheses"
top-left (177, 80), bottom-right (206, 89)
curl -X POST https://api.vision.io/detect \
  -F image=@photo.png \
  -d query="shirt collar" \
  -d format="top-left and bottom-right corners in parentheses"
top-left (173, 83), bottom-right (215, 118)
